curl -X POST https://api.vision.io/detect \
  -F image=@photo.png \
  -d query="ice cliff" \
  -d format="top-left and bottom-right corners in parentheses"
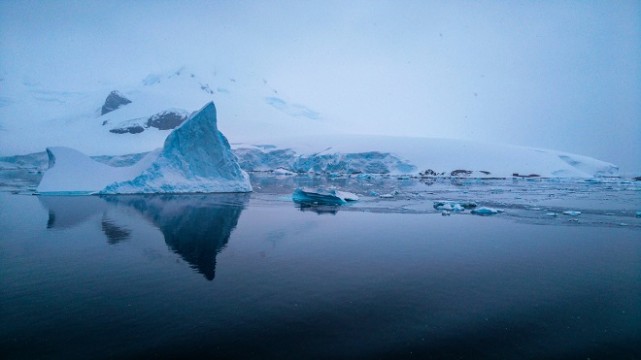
top-left (37, 102), bottom-right (252, 194)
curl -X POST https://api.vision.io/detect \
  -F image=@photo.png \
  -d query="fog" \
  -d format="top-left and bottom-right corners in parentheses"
top-left (1, 0), bottom-right (639, 172)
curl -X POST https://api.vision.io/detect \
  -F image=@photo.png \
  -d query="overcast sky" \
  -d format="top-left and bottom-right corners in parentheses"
top-left (1, 0), bottom-right (639, 171)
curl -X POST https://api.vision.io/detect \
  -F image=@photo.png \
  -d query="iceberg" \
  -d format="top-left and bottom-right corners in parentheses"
top-left (37, 102), bottom-right (252, 194)
top-left (292, 188), bottom-right (358, 206)
top-left (433, 200), bottom-right (478, 212)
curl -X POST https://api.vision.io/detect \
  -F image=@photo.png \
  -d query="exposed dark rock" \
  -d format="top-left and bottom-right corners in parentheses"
top-left (146, 111), bottom-right (187, 130)
top-left (513, 173), bottom-right (540, 178)
top-left (450, 169), bottom-right (473, 177)
top-left (420, 169), bottom-right (438, 177)
top-left (109, 125), bottom-right (145, 134)
top-left (200, 83), bottom-right (214, 94)
top-left (479, 170), bottom-right (491, 175)
top-left (101, 91), bottom-right (132, 115)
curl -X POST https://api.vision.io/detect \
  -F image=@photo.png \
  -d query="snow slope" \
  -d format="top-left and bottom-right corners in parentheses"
top-left (37, 102), bottom-right (251, 194)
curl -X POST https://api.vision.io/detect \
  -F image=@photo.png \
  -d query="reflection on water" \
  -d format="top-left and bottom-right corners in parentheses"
top-left (295, 202), bottom-right (340, 215)
top-left (40, 196), bottom-right (109, 229)
top-left (101, 215), bottom-right (131, 244)
top-left (40, 193), bottom-right (249, 280)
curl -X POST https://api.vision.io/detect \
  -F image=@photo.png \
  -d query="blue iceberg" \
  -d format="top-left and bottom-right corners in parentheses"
top-left (471, 207), bottom-right (502, 216)
top-left (292, 188), bottom-right (358, 206)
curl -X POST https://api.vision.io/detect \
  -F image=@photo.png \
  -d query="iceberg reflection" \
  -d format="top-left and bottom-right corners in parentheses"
top-left (102, 194), bottom-right (249, 280)
top-left (41, 193), bottom-right (249, 281)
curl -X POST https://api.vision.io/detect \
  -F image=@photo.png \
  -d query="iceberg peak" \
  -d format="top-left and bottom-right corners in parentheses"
top-left (101, 101), bottom-right (251, 194)
top-left (37, 101), bottom-right (252, 194)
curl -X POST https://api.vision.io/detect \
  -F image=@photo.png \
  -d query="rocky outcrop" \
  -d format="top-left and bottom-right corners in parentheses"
top-left (146, 111), bottom-right (187, 130)
top-left (101, 91), bottom-right (132, 115)
top-left (109, 125), bottom-right (144, 134)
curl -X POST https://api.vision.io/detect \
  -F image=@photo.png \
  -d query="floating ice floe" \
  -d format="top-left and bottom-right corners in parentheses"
top-left (545, 212), bottom-right (558, 217)
top-left (292, 188), bottom-right (358, 206)
top-left (471, 207), bottom-right (502, 216)
top-left (636, 211), bottom-right (641, 218)
top-left (433, 200), bottom-right (478, 212)
top-left (562, 210), bottom-right (582, 216)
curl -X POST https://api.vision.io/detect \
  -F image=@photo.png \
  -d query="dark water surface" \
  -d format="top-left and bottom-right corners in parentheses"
top-left (1, 191), bottom-right (640, 359)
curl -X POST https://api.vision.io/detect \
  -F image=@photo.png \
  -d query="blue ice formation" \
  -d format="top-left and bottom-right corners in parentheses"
top-left (234, 147), bottom-right (416, 175)
top-left (102, 102), bottom-right (252, 194)
top-left (562, 210), bottom-right (581, 216)
top-left (292, 188), bottom-right (358, 206)
top-left (471, 207), bottom-right (501, 216)
top-left (433, 200), bottom-right (478, 212)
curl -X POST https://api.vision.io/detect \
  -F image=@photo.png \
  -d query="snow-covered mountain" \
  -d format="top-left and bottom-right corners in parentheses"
top-left (0, 67), bottom-right (332, 156)
top-left (0, 67), bottom-right (622, 180)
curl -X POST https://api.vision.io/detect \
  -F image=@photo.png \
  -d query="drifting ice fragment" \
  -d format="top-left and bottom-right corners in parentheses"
top-left (334, 190), bottom-right (359, 201)
top-left (562, 210), bottom-right (581, 216)
top-left (636, 211), bottom-right (641, 218)
top-left (292, 188), bottom-right (358, 206)
top-left (545, 212), bottom-right (558, 217)
top-left (433, 200), bottom-right (477, 212)
top-left (471, 207), bottom-right (501, 216)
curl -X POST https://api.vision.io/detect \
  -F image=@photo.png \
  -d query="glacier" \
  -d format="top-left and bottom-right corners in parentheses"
top-left (232, 136), bottom-right (619, 178)
top-left (37, 102), bottom-right (252, 194)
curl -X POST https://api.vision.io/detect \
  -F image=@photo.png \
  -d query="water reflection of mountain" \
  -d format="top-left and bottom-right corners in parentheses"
top-left (103, 194), bottom-right (249, 281)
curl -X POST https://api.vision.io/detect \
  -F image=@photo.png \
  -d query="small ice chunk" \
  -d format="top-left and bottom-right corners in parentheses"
top-left (441, 210), bottom-right (451, 216)
top-left (636, 211), bottom-right (641, 218)
top-left (433, 200), bottom-right (476, 212)
top-left (379, 193), bottom-right (394, 198)
top-left (334, 190), bottom-right (359, 201)
top-left (545, 212), bottom-right (557, 217)
top-left (563, 210), bottom-right (582, 216)
top-left (471, 207), bottom-right (500, 216)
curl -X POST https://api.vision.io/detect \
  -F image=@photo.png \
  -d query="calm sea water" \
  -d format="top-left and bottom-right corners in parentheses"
top-left (1, 183), bottom-right (640, 359)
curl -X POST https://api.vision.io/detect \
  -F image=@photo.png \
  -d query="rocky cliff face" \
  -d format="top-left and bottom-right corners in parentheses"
top-left (100, 91), bottom-right (132, 115)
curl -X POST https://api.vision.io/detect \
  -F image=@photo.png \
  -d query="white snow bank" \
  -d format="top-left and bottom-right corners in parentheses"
top-left (36, 147), bottom-right (159, 194)
top-left (37, 102), bottom-right (251, 194)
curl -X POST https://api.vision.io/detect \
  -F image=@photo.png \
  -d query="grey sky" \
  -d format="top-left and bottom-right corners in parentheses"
top-left (1, 0), bottom-right (639, 172)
